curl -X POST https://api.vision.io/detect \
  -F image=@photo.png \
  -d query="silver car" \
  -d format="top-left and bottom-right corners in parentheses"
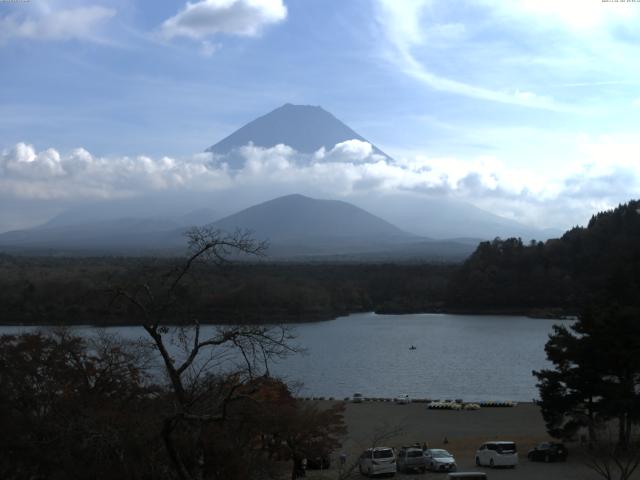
top-left (397, 446), bottom-right (427, 473)
top-left (424, 448), bottom-right (457, 472)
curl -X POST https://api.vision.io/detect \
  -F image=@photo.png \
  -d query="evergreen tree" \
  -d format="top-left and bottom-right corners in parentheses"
top-left (534, 305), bottom-right (640, 449)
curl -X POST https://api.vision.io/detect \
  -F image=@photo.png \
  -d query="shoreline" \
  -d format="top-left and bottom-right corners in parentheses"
top-left (298, 397), bottom-right (528, 406)
top-left (0, 307), bottom-right (576, 328)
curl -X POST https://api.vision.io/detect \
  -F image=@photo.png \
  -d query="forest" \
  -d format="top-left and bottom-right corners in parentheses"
top-left (447, 199), bottom-right (640, 313)
top-left (1, 200), bottom-right (639, 326)
top-left (0, 256), bottom-right (454, 325)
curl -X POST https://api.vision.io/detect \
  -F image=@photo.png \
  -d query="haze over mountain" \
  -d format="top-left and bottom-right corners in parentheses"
top-left (205, 194), bottom-right (478, 260)
top-left (39, 205), bottom-right (218, 230)
top-left (0, 194), bottom-right (476, 260)
top-left (0, 103), bottom-right (560, 252)
top-left (210, 194), bottom-right (409, 243)
top-left (350, 194), bottom-right (560, 241)
top-left (204, 193), bottom-right (465, 258)
top-left (0, 211), bottom-right (214, 253)
top-left (204, 103), bottom-right (559, 240)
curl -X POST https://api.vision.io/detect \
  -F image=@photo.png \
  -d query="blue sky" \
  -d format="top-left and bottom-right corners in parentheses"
top-left (1, 0), bottom-right (640, 231)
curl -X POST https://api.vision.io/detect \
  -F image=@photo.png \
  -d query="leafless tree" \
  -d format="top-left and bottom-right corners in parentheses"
top-left (112, 227), bottom-right (299, 480)
top-left (583, 427), bottom-right (640, 480)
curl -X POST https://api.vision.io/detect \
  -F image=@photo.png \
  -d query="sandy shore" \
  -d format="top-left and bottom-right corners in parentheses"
top-left (304, 400), bottom-right (622, 480)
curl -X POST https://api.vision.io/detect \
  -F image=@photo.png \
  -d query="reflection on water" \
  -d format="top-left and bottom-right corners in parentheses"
top-left (0, 312), bottom-right (572, 401)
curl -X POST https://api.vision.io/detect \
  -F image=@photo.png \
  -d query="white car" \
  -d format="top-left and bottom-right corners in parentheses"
top-left (395, 394), bottom-right (411, 404)
top-left (352, 393), bottom-right (364, 403)
top-left (475, 441), bottom-right (518, 468)
top-left (358, 447), bottom-right (397, 476)
top-left (424, 448), bottom-right (457, 472)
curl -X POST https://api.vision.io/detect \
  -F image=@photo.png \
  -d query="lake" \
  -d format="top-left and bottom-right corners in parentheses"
top-left (0, 312), bottom-right (572, 402)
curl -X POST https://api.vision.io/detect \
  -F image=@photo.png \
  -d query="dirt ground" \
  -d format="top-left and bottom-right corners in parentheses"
top-left (303, 400), bottom-right (636, 480)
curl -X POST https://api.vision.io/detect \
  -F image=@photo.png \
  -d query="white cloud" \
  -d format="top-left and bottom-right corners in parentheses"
top-left (160, 0), bottom-right (287, 40)
top-left (372, 0), bottom-right (640, 114)
top-left (373, 0), bottom-right (576, 112)
top-left (0, 142), bottom-right (230, 200)
top-left (0, 6), bottom-right (115, 43)
top-left (1, 136), bottom-right (638, 230)
top-left (403, 53), bottom-right (573, 112)
top-left (315, 139), bottom-right (383, 164)
top-left (496, 0), bottom-right (639, 30)
top-left (1, 143), bottom-right (65, 178)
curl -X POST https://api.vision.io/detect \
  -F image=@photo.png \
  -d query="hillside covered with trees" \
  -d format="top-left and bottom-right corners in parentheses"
top-left (1, 201), bottom-right (639, 325)
top-left (0, 256), bottom-right (454, 326)
top-left (447, 200), bottom-right (640, 315)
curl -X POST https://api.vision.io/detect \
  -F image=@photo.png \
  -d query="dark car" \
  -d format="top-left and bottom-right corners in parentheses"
top-left (527, 442), bottom-right (567, 462)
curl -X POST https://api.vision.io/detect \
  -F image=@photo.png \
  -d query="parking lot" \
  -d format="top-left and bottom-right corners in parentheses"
top-left (304, 400), bottom-right (625, 480)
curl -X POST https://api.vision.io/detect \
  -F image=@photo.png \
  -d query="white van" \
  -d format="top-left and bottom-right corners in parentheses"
top-left (358, 447), bottom-right (397, 476)
top-left (475, 441), bottom-right (517, 468)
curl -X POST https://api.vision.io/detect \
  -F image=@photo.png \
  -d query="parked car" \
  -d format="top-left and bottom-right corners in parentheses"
top-left (352, 393), bottom-right (364, 403)
top-left (475, 441), bottom-right (518, 468)
top-left (395, 394), bottom-right (411, 404)
top-left (397, 446), bottom-right (426, 473)
top-left (527, 442), bottom-right (567, 462)
top-left (358, 447), bottom-right (397, 477)
top-left (447, 473), bottom-right (487, 479)
top-left (424, 448), bottom-right (457, 472)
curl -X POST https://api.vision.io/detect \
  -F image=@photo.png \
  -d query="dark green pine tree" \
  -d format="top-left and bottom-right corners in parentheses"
top-left (534, 304), bottom-right (640, 449)
top-left (534, 320), bottom-right (603, 443)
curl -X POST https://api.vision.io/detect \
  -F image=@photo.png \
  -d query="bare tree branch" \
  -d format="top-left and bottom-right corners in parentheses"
top-left (107, 227), bottom-right (301, 480)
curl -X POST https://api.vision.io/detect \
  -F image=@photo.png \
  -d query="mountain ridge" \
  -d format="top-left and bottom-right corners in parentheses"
top-left (0, 193), bottom-right (477, 260)
top-left (206, 103), bottom-right (389, 162)
top-left (208, 193), bottom-right (413, 243)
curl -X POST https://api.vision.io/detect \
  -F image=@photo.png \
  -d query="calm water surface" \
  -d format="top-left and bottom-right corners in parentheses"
top-left (0, 312), bottom-right (571, 402)
top-left (271, 313), bottom-right (571, 402)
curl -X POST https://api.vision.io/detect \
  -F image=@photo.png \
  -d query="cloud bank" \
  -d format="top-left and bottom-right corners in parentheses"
top-left (2, 138), bottom-right (639, 232)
